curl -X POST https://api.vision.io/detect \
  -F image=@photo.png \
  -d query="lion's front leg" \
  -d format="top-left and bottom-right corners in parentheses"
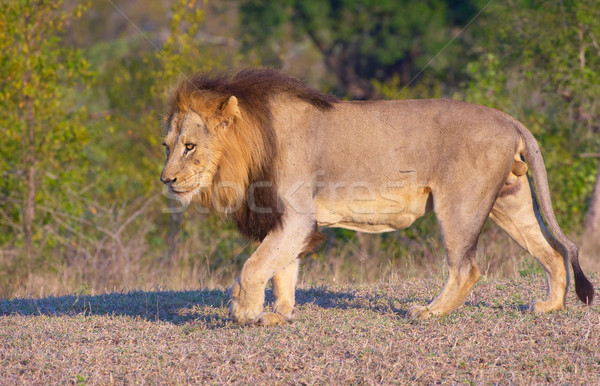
top-left (229, 216), bottom-right (316, 325)
top-left (229, 277), bottom-right (265, 324)
top-left (255, 258), bottom-right (300, 326)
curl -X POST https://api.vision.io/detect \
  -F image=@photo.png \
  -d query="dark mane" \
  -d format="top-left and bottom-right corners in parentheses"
top-left (168, 68), bottom-right (339, 124)
top-left (167, 69), bottom-right (338, 241)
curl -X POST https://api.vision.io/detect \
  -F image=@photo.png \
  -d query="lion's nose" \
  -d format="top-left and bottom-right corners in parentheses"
top-left (161, 176), bottom-right (176, 185)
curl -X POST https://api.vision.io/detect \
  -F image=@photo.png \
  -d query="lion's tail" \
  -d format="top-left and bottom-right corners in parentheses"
top-left (515, 122), bottom-right (595, 305)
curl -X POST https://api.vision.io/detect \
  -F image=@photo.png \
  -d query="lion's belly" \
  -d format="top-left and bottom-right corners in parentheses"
top-left (313, 185), bottom-right (433, 233)
top-left (315, 214), bottom-right (417, 233)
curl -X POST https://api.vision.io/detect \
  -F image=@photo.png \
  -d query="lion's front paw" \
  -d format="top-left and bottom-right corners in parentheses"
top-left (229, 299), bottom-right (262, 324)
top-left (256, 312), bottom-right (291, 326)
top-left (529, 299), bottom-right (564, 314)
top-left (229, 279), bottom-right (264, 324)
top-left (406, 305), bottom-right (431, 320)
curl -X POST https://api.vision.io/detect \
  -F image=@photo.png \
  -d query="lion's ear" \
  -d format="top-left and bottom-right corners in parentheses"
top-left (221, 96), bottom-right (241, 119)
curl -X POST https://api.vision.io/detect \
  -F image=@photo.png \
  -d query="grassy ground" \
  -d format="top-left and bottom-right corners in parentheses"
top-left (1, 275), bottom-right (599, 384)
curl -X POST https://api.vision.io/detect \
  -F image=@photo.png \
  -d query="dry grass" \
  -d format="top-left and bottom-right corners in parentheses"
top-left (5, 210), bottom-right (545, 299)
top-left (1, 275), bottom-right (599, 384)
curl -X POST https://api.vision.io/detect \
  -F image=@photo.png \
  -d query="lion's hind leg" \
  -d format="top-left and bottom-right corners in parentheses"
top-left (490, 174), bottom-right (568, 313)
top-left (406, 242), bottom-right (482, 320)
top-left (407, 187), bottom-right (497, 320)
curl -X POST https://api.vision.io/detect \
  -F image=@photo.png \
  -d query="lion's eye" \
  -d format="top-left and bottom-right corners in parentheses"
top-left (185, 143), bottom-right (195, 152)
top-left (162, 143), bottom-right (170, 156)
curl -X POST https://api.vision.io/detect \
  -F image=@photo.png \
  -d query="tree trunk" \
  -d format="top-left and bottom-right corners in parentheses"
top-left (581, 159), bottom-right (600, 271)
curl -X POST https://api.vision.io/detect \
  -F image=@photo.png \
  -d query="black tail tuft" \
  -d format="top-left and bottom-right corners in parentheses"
top-left (574, 267), bottom-right (595, 305)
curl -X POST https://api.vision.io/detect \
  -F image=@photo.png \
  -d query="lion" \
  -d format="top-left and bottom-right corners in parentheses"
top-left (160, 68), bottom-right (595, 325)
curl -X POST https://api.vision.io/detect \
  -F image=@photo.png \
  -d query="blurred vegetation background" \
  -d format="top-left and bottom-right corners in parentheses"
top-left (0, 0), bottom-right (598, 297)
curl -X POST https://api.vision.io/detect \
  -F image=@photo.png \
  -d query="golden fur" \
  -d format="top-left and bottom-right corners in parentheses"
top-left (161, 68), bottom-right (594, 325)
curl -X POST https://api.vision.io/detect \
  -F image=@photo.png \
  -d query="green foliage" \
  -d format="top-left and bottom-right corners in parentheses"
top-left (372, 75), bottom-right (443, 100)
top-left (239, 0), bottom-right (485, 97)
top-left (0, 0), bottom-right (93, 253)
top-left (0, 0), bottom-right (598, 296)
top-left (462, 0), bottom-right (600, 231)
top-left (157, 0), bottom-right (219, 84)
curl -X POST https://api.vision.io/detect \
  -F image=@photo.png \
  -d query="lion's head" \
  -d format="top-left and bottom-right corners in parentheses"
top-left (161, 94), bottom-right (243, 209)
top-left (160, 69), bottom-right (338, 240)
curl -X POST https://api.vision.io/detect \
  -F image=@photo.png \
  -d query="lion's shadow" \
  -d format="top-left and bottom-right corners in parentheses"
top-left (291, 286), bottom-right (415, 316)
top-left (0, 286), bottom-right (516, 327)
top-left (0, 289), bottom-right (230, 327)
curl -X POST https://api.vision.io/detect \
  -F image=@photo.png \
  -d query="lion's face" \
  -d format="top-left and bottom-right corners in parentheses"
top-left (160, 110), bottom-right (223, 206)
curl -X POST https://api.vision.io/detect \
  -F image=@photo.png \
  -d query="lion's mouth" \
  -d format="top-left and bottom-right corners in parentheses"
top-left (170, 187), bottom-right (193, 194)
top-left (167, 185), bottom-right (202, 207)
top-left (170, 186), bottom-right (201, 196)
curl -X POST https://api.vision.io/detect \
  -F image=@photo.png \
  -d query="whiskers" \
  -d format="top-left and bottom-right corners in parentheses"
top-left (165, 172), bottom-right (209, 207)
top-left (172, 173), bottom-right (208, 191)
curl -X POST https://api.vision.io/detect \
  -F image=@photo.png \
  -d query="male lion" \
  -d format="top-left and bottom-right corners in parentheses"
top-left (160, 68), bottom-right (594, 325)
